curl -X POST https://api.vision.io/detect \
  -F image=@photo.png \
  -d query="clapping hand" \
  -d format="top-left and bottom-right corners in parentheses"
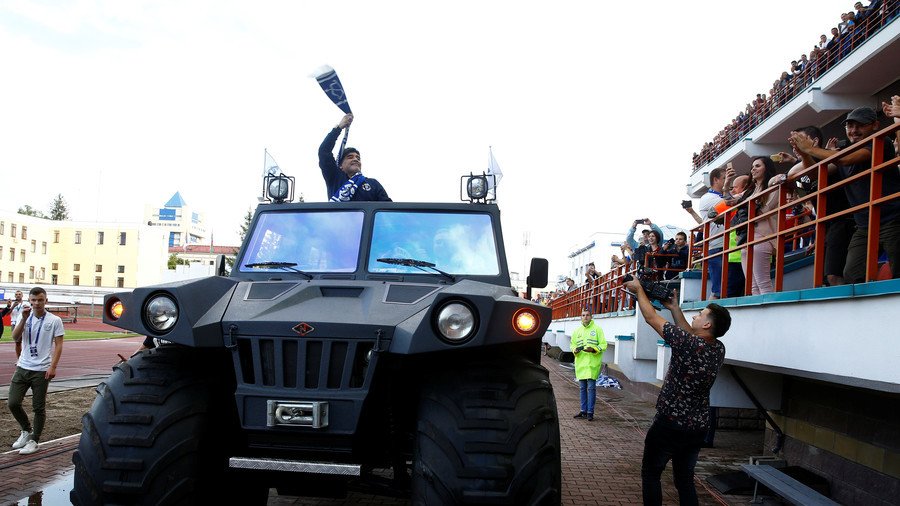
top-left (882, 95), bottom-right (900, 121)
top-left (788, 131), bottom-right (815, 154)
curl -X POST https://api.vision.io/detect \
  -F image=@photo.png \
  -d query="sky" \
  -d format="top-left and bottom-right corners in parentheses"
top-left (0, 0), bottom-right (857, 279)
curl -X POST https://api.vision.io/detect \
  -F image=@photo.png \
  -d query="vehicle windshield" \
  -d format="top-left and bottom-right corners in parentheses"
top-left (368, 211), bottom-right (499, 276)
top-left (238, 211), bottom-right (364, 273)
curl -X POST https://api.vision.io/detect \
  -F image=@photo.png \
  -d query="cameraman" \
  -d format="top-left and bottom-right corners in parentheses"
top-left (623, 280), bottom-right (730, 506)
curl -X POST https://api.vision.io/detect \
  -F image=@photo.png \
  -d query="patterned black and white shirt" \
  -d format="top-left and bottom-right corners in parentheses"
top-left (656, 322), bottom-right (726, 430)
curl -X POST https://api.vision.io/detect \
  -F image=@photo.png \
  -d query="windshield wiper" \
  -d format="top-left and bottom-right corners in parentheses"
top-left (245, 261), bottom-right (313, 279)
top-left (377, 258), bottom-right (455, 282)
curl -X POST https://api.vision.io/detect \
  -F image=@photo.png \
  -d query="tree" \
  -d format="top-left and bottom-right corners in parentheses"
top-left (18, 205), bottom-right (46, 218)
top-left (49, 194), bottom-right (69, 220)
top-left (168, 254), bottom-right (186, 270)
top-left (239, 208), bottom-right (253, 241)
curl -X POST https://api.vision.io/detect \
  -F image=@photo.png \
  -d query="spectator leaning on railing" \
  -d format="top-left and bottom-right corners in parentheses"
top-left (789, 106), bottom-right (900, 282)
top-left (731, 157), bottom-right (779, 295)
top-left (585, 262), bottom-right (601, 285)
top-left (636, 230), bottom-right (664, 272)
top-left (660, 232), bottom-right (690, 280)
top-left (725, 175), bottom-right (751, 297)
top-left (688, 166), bottom-right (730, 298)
top-left (786, 125), bottom-right (852, 286)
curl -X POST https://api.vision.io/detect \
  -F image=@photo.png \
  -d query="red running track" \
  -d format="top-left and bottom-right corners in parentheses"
top-left (0, 332), bottom-right (144, 385)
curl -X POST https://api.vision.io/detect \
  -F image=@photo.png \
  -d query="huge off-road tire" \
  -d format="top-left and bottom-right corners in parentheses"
top-left (71, 345), bottom-right (263, 505)
top-left (411, 356), bottom-right (561, 505)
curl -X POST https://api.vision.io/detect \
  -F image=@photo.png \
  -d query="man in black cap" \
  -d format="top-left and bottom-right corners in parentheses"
top-left (790, 106), bottom-right (899, 282)
top-left (317, 113), bottom-right (391, 202)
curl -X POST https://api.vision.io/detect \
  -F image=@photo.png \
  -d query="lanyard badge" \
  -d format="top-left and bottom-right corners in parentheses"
top-left (27, 314), bottom-right (46, 359)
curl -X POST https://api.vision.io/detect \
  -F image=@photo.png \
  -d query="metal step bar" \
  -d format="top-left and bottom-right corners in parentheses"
top-left (228, 457), bottom-right (361, 476)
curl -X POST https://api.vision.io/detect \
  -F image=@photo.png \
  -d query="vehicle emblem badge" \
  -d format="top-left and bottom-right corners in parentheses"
top-left (292, 323), bottom-right (315, 336)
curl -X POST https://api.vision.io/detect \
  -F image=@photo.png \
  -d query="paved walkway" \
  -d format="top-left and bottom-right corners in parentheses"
top-left (0, 353), bottom-right (763, 505)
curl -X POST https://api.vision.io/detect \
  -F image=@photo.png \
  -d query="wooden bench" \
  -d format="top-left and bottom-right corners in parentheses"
top-left (740, 464), bottom-right (839, 505)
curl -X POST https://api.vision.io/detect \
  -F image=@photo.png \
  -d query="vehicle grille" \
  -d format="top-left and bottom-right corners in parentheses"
top-left (235, 337), bottom-right (375, 390)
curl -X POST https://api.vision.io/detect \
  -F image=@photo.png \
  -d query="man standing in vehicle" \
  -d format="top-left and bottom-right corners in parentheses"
top-left (570, 309), bottom-right (607, 421)
top-left (8, 287), bottom-right (65, 455)
top-left (318, 113), bottom-right (391, 202)
top-left (624, 280), bottom-right (729, 506)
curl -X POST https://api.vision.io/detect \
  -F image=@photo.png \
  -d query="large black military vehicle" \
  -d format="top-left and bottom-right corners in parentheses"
top-left (71, 174), bottom-right (561, 505)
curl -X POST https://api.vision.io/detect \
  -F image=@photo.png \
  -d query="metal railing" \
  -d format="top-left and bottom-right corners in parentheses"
top-left (550, 251), bottom-right (685, 320)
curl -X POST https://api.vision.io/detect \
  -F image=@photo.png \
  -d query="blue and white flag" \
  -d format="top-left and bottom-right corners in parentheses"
top-left (597, 374), bottom-right (622, 389)
top-left (311, 65), bottom-right (352, 114)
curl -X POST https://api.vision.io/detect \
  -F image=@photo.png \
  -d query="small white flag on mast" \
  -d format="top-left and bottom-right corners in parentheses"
top-left (488, 146), bottom-right (503, 201)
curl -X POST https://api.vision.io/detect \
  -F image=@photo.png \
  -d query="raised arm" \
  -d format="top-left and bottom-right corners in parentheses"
top-left (790, 131), bottom-right (868, 168)
top-left (624, 222), bottom-right (639, 250)
top-left (883, 95), bottom-right (900, 144)
top-left (318, 114), bottom-right (354, 174)
top-left (661, 289), bottom-right (691, 334)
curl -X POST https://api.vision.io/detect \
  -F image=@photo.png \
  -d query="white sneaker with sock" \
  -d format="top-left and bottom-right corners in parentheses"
top-left (12, 430), bottom-right (31, 449)
top-left (18, 440), bottom-right (39, 455)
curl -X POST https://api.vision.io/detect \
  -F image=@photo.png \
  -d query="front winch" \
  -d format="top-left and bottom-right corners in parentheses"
top-left (267, 400), bottom-right (329, 428)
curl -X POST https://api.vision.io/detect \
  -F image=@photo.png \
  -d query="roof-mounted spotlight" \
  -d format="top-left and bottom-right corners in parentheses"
top-left (263, 174), bottom-right (295, 204)
top-left (460, 172), bottom-right (496, 204)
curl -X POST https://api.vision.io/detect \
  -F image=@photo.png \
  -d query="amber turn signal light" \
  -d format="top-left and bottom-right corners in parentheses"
top-left (109, 300), bottom-right (124, 321)
top-left (512, 308), bottom-right (540, 336)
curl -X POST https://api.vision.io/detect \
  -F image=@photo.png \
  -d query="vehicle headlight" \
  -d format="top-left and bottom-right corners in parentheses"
top-left (144, 294), bottom-right (178, 334)
top-left (435, 301), bottom-right (477, 342)
top-left (466, 175), bottom-right (488, 200)
top-left (267, 176), bottom-right (290, 201)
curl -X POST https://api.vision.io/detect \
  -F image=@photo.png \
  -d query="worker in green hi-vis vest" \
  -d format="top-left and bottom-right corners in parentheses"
top-left (570, 309), bottom-right (607, 421)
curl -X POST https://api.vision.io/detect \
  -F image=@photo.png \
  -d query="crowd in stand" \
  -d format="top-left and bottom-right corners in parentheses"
top-left (692, 0), bottom-right (899, 171)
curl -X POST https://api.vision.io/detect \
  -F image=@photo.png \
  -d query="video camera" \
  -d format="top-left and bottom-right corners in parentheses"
top-left (623, 266), bottom-right (675, 303)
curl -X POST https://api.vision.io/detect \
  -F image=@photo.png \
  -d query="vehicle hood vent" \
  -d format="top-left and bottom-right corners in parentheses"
top-left (246, 282), bottom-right (298, 300)
top-left (320, 287), bottom-right (364, 298)
top-left (384, 284), bottom-right (441, 304)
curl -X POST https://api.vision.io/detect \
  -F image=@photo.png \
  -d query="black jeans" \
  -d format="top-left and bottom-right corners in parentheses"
top-left (641, 417), bottom-right (706, 506)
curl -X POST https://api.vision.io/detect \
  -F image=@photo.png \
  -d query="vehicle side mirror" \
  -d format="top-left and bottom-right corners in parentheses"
top-left (215, 254), bottom-right (227, 277)
top-left (526, 258), bottom-right (548, 299)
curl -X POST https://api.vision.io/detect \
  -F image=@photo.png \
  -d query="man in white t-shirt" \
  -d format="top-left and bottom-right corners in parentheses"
top-left (696, 166), bottom-right (729, 299)
top-left (8, 287), bottom-right (65, 455)
top-left (8, 290), bottom-right (27, 328)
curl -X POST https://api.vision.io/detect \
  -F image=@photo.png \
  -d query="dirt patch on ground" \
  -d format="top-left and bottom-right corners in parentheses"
top-left (0, 387), bottom-right (96, 444)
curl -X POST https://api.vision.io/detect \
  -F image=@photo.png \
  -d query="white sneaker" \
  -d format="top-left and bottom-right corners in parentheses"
top-left (18, 439), bottom-right (39, 455)
top-left (12, 430), bottom-right (31, 449)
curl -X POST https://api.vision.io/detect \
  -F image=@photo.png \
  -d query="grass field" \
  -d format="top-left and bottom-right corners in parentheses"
top-left (2, 327), bottom-right (139, 341)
